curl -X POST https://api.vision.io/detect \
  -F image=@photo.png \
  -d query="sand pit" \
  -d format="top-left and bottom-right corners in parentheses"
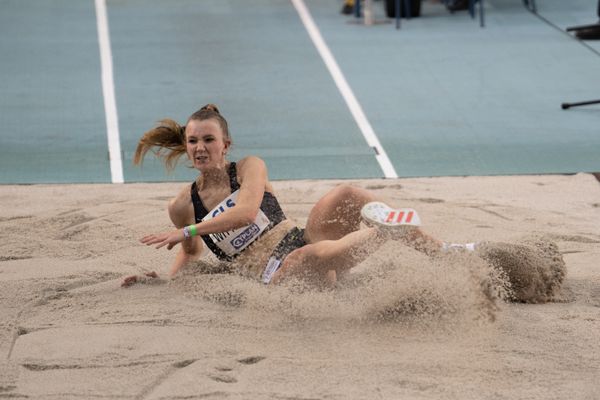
top-left (1, 173), bottom-right (599, 399)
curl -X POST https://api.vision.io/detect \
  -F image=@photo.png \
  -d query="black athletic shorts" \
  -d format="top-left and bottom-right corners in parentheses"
top-left (261, 227), bottom-right (306, 284)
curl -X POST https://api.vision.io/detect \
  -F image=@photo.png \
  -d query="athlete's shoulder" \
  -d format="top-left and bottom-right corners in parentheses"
top-left (236, 156), bottom-right (268, 181)
top-left (236, 155), bottom-right (266, 170)
top-left (237, 156), bottom-right (267, 177)
top-left (168, 183), bottom-right (195, 223)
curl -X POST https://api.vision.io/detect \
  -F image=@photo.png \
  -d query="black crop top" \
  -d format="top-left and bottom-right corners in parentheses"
top-left (190, 162), bottom-right (286, 261)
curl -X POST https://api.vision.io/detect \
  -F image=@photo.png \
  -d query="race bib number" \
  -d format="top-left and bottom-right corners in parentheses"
top-left (201, 190), bottom-right (270, 257)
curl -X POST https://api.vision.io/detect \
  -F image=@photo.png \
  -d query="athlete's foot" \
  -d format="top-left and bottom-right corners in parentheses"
top-left (361, 202), bottom-right (421, 239)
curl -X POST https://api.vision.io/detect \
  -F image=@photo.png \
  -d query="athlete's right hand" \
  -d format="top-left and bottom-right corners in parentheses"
top-left (140, 229), bottom-right (186, 249)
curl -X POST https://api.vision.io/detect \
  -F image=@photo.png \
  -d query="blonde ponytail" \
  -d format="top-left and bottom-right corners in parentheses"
top-left (133, 119), bottom-right (186, 170)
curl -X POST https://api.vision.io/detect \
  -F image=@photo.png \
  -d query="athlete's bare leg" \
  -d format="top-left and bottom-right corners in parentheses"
top-left (271, 185), bottom-right (443, 286)
top-left (303, 184), bottom-right (441, 250)
top-left (303, 184), bottom-right (375, 242)
top-left (271, 227), bottom-right (385, 285)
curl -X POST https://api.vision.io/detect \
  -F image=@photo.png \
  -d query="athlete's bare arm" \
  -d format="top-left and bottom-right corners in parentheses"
top-left (166, 185), bottom-right (205, 276)
top-left (140, 157), bottom-right (270, 250)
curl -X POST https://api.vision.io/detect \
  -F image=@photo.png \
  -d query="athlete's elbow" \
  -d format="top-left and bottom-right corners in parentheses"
top-left (239, 208), bottom-right (259, 225)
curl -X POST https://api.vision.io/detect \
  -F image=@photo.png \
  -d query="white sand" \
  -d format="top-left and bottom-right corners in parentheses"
top-left (1, 173), bottom-right (599, 399)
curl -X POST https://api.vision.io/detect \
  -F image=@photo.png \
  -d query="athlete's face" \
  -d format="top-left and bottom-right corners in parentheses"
top-left (185, 118), bottom-right (230, 171)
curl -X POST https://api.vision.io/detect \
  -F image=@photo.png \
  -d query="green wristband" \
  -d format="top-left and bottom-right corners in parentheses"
top-left (188, 224), bottom-right (198, 237)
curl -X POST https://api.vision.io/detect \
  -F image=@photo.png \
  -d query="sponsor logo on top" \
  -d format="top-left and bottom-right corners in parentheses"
top-left (231, 223), bottom-right (261, 250)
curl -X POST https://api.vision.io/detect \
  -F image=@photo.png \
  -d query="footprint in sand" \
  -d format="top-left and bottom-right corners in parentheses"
top-left (417, 198), bottom-right (445, 204)
top-left (172, 359), bottom-right (196, 369)
top-left (204, 356), bottom-right (266, 384)
top-left (237, 356), bottom-right (266, 365)
top-left (209, 374), bottom-right (238, 383)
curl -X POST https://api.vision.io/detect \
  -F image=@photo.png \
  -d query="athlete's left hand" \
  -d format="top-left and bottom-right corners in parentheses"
top-left (140, 229), bottom-right (185, 249)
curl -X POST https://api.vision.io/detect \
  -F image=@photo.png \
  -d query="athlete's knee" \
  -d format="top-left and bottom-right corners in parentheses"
top-left (306, 240), bottom-right (341, 265)
top-left (332, 184), bottom-right (375, 205)
top-left (330, 184), bottom-right (358, 199)
top-left (274, 245), bottom-right (321, 282)
top-left (284, 242), bottom-right (326, 267)
top-left (290, 243), bottom-right (320, 265)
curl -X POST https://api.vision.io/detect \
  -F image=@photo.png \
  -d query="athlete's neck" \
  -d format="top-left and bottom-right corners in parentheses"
top-left (197, 162), bottom-right (230, 190)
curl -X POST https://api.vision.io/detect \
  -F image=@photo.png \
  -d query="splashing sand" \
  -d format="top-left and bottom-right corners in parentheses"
top-left (170, 235), bottom-right (566, 330)
top-left (171, 242), bottom-right (518, 330)
top-left (476, 235), bottom-right (566, 303)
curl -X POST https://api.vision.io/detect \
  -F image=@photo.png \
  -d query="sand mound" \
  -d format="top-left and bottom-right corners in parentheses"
top-left (476, 236), bottom-right (566, 303)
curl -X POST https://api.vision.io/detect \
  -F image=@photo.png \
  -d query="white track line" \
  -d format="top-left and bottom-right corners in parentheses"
top-left (95, 0), bottom-right (124, 183)
top-left (291, 0), bottom-right (398, 179)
